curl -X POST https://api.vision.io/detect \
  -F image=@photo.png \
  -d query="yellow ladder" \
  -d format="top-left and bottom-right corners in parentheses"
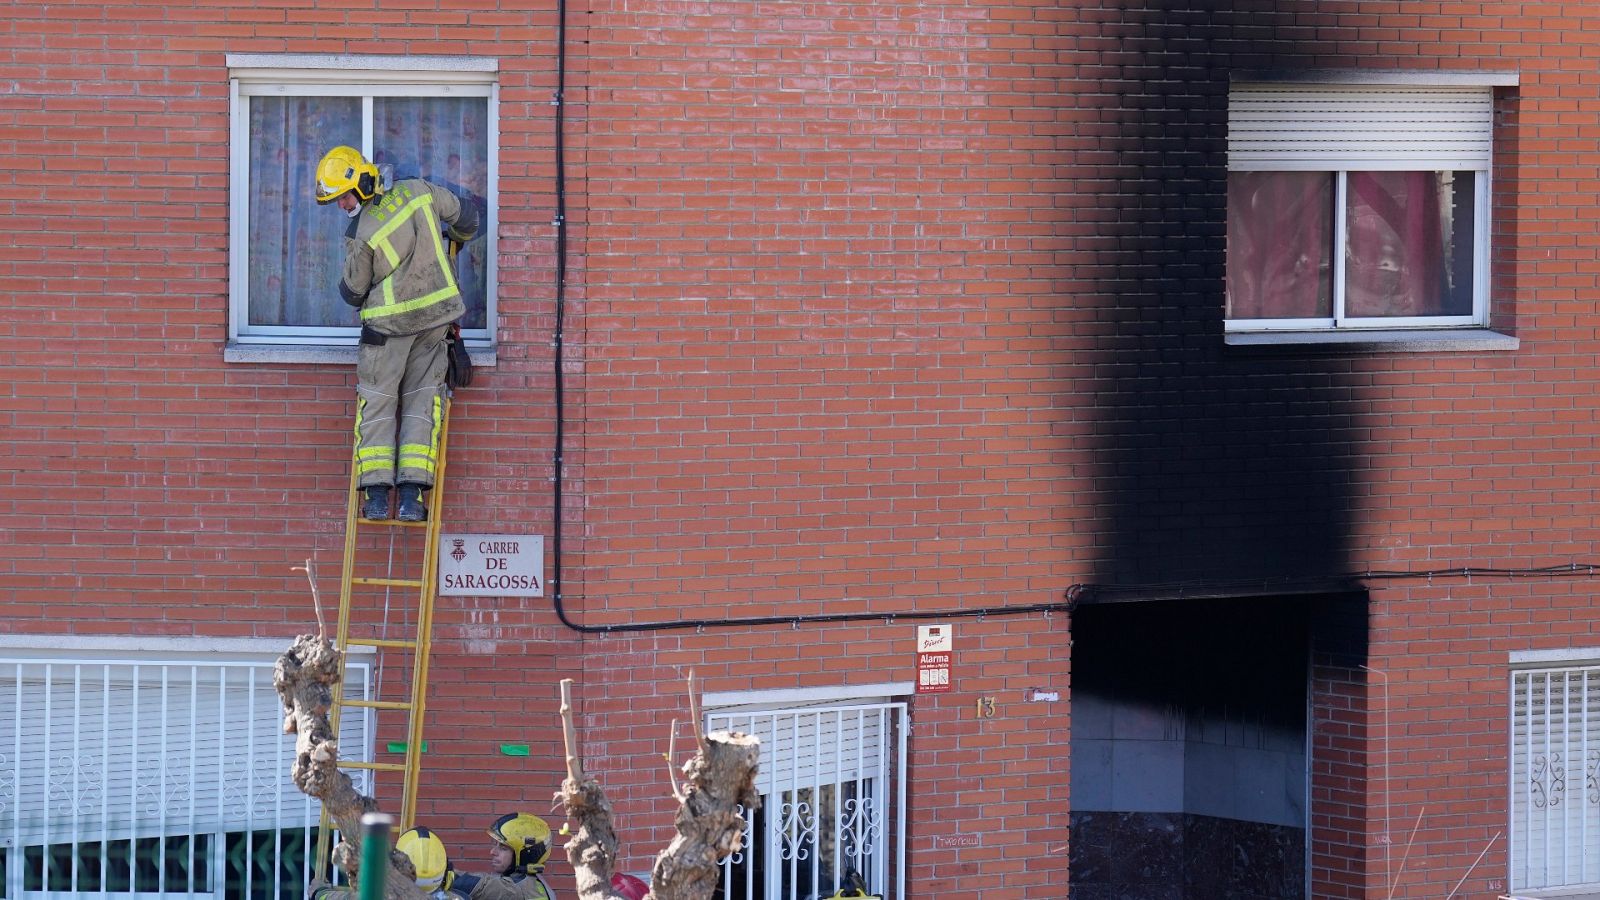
top-left (314, 396), bottom-right (452, 873)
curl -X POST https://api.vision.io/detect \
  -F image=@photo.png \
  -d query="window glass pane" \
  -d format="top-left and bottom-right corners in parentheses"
top-left (1226, 171), bottom-right (1333, 320)
top-left (375, 97), bottom-right (490, 330)
top-left (248, 97), bottom-right (361, 328)
top-left (1345, 170), bottom-right (1475, 318)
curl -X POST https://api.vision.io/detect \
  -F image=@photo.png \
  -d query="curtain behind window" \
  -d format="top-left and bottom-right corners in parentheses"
top-left (248, 97), bottom-right (361, 328)
top-left (1226, 171), bottom-right (1333, 320)
top-left (247, 96), bottom-right (489, 331)
top-left (376, 97), bottom-right (490, 331)
top-left (1346, 171), bottom-right (1472, 318)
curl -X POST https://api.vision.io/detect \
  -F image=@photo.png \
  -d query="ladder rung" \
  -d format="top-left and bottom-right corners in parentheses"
top-left (340, 698), bottom-right (414, 711)
top-left (340, 761), bottom-right (408, 772)
top-left (353, 576), bottom-right (424, 588)
top-left (345, 637), bottom-right (419, 649)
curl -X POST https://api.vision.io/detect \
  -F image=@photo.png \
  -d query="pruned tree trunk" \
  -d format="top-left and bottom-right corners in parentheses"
top-left (274, 634), bottom-right (426, 900)
top-left (559, 771), bottom-right (630, 900)
top-left (280, 640), bottom-right (760, 900)
top-left (647, 731), bottom-right (761, 900)
top-left (555, 677), bottom-right (762, 900)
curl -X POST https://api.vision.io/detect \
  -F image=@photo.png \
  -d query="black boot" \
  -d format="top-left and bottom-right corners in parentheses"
top-left (396, 483), bottom-right (428, 522)
top-left (361, 485), bottom-right (391, 520)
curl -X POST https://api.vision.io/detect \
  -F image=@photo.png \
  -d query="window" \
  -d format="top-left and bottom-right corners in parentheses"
top-left (706, 689), bottom-right (907, 900)
top-left (1227, 80), bottom-right (1504, 334)
top-left (227, 56), bottom-right (498, 351)
top-left (0, 642), bottom-right (373, 898)
top-left (1510, 663), bottom-right (1600, 895)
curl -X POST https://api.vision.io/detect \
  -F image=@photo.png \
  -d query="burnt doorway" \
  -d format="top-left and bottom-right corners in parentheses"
top-left (1069, 594), bottom-right (1317, 900)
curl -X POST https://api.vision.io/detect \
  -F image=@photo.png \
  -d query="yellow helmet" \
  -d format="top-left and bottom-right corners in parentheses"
top-left (487, 812), bottom-right (552, 874)
top-left (314, 145), bottom-right (380, 204)
top-left (396, 826), bottom-right (453, 892)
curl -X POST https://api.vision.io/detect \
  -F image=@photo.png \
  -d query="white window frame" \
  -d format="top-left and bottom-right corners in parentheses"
top-left (0, 637), bottom-right (373, 899)
top-left (225, 54), bottom-right (499, 360)
top-left (704, 683), bottom-right (909, 900)
top-left (1226, 72), bottom-right (1516, 341)
top-left (1508, 649), bottom-right (1600, 897)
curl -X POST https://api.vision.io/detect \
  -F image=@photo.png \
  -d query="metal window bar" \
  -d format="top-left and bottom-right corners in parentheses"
top-left (160, 666), bottom-right (168, 897)
top-left (187, 669), bottom-right (198, 895)
top-left (214, 668), bottom-right (228, 900)
top-left (1512, 666), bottom-right (1600, 893)
top-left (708, 701), bottom-right (906, 900)
top-left (247, 670), bottom-right (257, 900)
top-left (1, 656), bottom-right (371, 900)
top-left (1574, 666), bottom-right (1587, 883)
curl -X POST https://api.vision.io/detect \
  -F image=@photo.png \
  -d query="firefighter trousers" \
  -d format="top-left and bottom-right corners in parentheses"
top-left (354, 322), bottom-right (451, 489)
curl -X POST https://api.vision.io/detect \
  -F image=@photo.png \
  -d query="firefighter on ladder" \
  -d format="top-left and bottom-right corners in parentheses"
top-left (315, 145), bottom-right (479, 523)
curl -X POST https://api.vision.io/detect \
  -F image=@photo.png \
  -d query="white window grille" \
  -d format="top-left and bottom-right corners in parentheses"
top-left (0, 647), bottom-right (371, 899)
top-left (708, 697), bottom-right (907, 900)
top-left (1510, 665), bottom-right (1600, 894)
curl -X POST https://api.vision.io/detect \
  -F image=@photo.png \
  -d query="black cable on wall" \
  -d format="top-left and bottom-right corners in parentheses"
top-left (538, 0), bottom-right (1076, 636)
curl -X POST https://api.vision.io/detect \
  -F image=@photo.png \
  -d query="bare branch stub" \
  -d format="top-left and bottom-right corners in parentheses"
top-left (555, 678), bottom-right (761, 900)
top-left (649, 731), bottom-right (760, 900)
top-left (292, 558), bottom-right (326, 638)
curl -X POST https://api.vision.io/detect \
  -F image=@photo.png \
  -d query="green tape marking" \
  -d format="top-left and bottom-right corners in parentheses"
top-left (387, 741), bottom-right (428, 753)
top-left (500, 743), bottom-right (530, 757)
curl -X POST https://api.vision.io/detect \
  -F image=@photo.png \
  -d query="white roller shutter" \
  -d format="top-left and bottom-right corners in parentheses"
top-left (1229, 84), bottom-right (1494, 171)
top-left (709, 704), bottom-right (895, 796)
top-left (0, 656), bottom-right (372, 848)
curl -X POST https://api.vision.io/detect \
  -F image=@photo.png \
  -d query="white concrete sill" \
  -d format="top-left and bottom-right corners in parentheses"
top-left (1226, 328), bottom-right (1519, 353)
top-left (224, 342), bottom-right (497, 367)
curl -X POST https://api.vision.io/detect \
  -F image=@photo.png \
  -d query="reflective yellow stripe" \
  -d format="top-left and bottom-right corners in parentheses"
top-left (360, 191), bottom-right (462, 321)
top-left (424, 213), bottom-right (459, 294)
top-left (354, 401), bottom-right (393, 474)
top-left (374, 238), bottom-right (400, 268)
top-left (368, 196), bottom-right (429, 314)
top-left (369, 193), bottom-right (432, 246)
top-left (431, 394), bottom-right (443, 466)
top-left (379, 270), bottom-right (397, 310)
top-left (398, 393), bottom-right (443, 475)
top-left (361, 283), bottom-right (461, 320)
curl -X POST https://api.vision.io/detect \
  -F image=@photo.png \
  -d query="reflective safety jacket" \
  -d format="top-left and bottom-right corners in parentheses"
top-left (340, 177), bottom-right (480, 337)
top-left (452, 870), bottom-right (552, 900)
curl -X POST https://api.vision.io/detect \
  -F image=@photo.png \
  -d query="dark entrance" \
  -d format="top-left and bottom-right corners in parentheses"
top-left (1069, 594), bottom-right (1320, 900)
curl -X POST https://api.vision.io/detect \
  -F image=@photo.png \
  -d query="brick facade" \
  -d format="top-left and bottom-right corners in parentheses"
top-left (4, 1), bottom-right (1599, 897)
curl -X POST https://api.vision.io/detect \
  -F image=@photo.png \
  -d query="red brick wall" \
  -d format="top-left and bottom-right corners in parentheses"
top-left (0, 0), bottom-right (578, 881)
top-left (567, 0), bottom-right (1076, 889)
top-left (11, 0), bottom-right (1600, 897)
